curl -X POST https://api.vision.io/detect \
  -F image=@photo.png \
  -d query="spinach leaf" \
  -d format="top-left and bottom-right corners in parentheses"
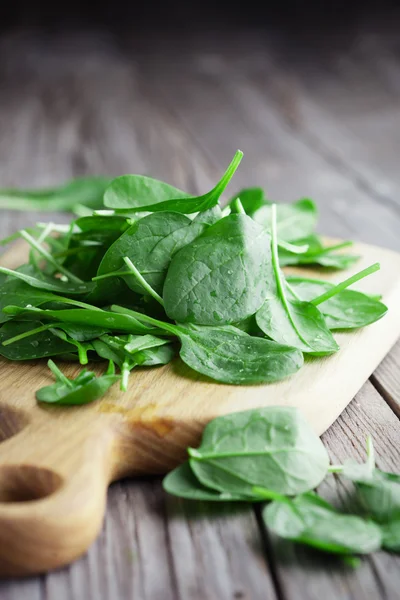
top-left (264, 492), bottom-right (382, 555)
top-left (256, 205), bottom-right (339, 355)
top-left (192, 205), bottom-right (223, 225)
top-left (0, 321), bottom-right (74, 360)
top-left (95, 212), bottom-right (205, 295)
top-left (104, 150), bottom-right (242, 213)
top-left (0, 264), bottom-right (94, 295)
top-left (4, 305), bottom-right (163, 336)
top-left (74, 214), bottom-right (131, 233)
top-left (381, 519), bottom-right (400, 552)
top-left (187, 407), bottom-right (329, 496)
top-left (0, 176), bottom-right (110, 212)
top-left (112, 306), bottom-right (303, 385)
top-left (163, 462), bottom-right (253, 502)
top-left (278, 237), bottom-right (359, 269)
top-left (286, 276), bottom-right (387, 330)
top-left (253, 198), bottom-right (317, 241)
top-left (229, 187), bottom-right (268, 216)
top-left (36, 359), bottom-right (119, 405)
top-left (163, 214), bottom-right (271, 325)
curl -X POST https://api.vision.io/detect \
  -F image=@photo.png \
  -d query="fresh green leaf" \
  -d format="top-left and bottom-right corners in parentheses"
top-left (253, 198), bottom-right (317, 241)
top-left (286, 276), bottom-right (387, 329)
top-left (0, 176), bottom-right (110, 212)
top-left (256, 205), bottom-right (339, 355)
top-left (192, 205), bottom-right (223, 225)
top-left (104, 151), bottom-right (242, 214)
top-left (36, 359), bottom-right (119, 405)
top-left (0, 264), bottom-right (94, 295)
top-left (95, 212), bottom-right (205, 296)
top-left (187, 407), bottom-right (329, 496)
top-left (381, 519), bottom-right (400, 552)
top-left (163, 462), bottom-right (253, 502)
top-left (111, 306), bottom-right (303, 385)
top-left (264, 492), bottom-right (382, 555)
top-left (163, 214), bottom-right (271, 325)
top-left (229, 187), bottom-right (268, 216)
top-left (0, 321), bottom-right (74, 360)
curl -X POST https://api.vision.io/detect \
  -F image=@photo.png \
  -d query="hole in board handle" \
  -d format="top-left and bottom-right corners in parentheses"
top-left (0, 465), bottom-right (63, 503)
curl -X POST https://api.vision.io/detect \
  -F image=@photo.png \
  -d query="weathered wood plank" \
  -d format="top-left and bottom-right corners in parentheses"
top-left (371, 339), bottom-right (400, 417)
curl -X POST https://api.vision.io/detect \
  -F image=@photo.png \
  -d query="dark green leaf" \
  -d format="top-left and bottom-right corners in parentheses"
top-left (381, 519), bottom-right (400, 552)
top-left (264, 493), bottom-right (382, 555)
top-left (0, 176), bottom-right (111, 212)
top-left (189, 407), bottom-right (329, 496)
top-left (104, 151), bottom-right (242, 214)
top-left (253, 199), bottom-right (317, 241)
top-left (163, 462), bottom-right (253, 501)
top-left (36, 360), bottom-right (119, 405)
top-left (163, 214), bottom-right (271, 325)
top-left (255, 207), bottom-right (339, 355)
top-left (0, 321), bottom-right (74, 360)
top-left (229, 187), bottom-right (268, 216)
top-left (286, 276), bottom-right (387, 330)
top-left (96, 212), bottom-right (205, 295)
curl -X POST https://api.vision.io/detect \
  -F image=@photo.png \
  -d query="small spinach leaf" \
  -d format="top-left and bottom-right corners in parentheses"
top-left (229, 187), bottom-right (268, 216)
top-left (264, 492), bottom-right (382, 555)
top-left (36, 360), bottom-right (119, 405)
top-left (381, 519), bottom-right (400, 552)
top-left (253, 198), bottom-right (317, 241)
top-left (286, 276), bottom-right (387, 330)
top-left (0, 176), bottom-right (110, 212)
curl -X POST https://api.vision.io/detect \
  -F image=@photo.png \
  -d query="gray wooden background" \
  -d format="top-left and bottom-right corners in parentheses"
top-left (0, 22), bottom-right (399, 600)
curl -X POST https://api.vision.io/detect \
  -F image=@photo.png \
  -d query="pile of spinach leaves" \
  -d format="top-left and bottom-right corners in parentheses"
top-left (0, 149), bottom-right (387, 402)
top-left (163, 406), bottom-right (400, 564)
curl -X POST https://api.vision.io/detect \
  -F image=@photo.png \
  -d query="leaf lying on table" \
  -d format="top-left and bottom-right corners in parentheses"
top-left (165, 407), bottom-right (329, 497)
top-left (0, 176), bottom-right (111, 212)
top-left (263, 492), bottom-right (382, 556)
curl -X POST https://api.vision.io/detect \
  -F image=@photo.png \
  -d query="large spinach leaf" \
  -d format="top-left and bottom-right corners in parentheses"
top-left (111, 306), bottom-right (303, 385)
top-left (104, 151), bottom-right (242, 213)
top-left (163, 214), bottom-right (271, 325)
top-left (187, 407), bottom-right (329, 496)
top-left (95, 211), bottom-right (205, 295)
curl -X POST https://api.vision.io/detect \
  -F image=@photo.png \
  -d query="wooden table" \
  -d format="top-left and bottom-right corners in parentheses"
top-left (0, 23), bottom-right (399, 599)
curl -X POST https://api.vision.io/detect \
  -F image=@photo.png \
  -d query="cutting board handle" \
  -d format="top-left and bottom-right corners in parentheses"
top-left (0, 413), bottom-right (116, 576)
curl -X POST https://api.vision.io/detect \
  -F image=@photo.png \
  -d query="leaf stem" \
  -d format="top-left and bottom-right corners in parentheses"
top-left (211, 150), bottom-right (243, 201)
top-left (366, 435), bottom-right (375, 472)
top-left (123, 257), bottom-right (164, 306)
top-left (311, 263), bottom-right (380, 306)
top-left (231, 198), bottom-right (246, 214)
top-left (2, 323), bottom-right (55, 346)
top-left (19, 229), bottom-right (84, 284)
top-left (251, 486), bottom-right (291, 504)
top-left (92, 270), bottom-right (133, 282)
top-left (47, 359), bottom-right (74, 388)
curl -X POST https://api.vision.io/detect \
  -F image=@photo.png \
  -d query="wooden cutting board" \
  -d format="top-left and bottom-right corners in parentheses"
top-left (1, 238), bottom-right (400, 577)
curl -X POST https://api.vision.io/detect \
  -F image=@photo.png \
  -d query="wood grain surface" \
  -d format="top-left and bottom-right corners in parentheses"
top-left (0, 20), bottom-right (399, 599)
